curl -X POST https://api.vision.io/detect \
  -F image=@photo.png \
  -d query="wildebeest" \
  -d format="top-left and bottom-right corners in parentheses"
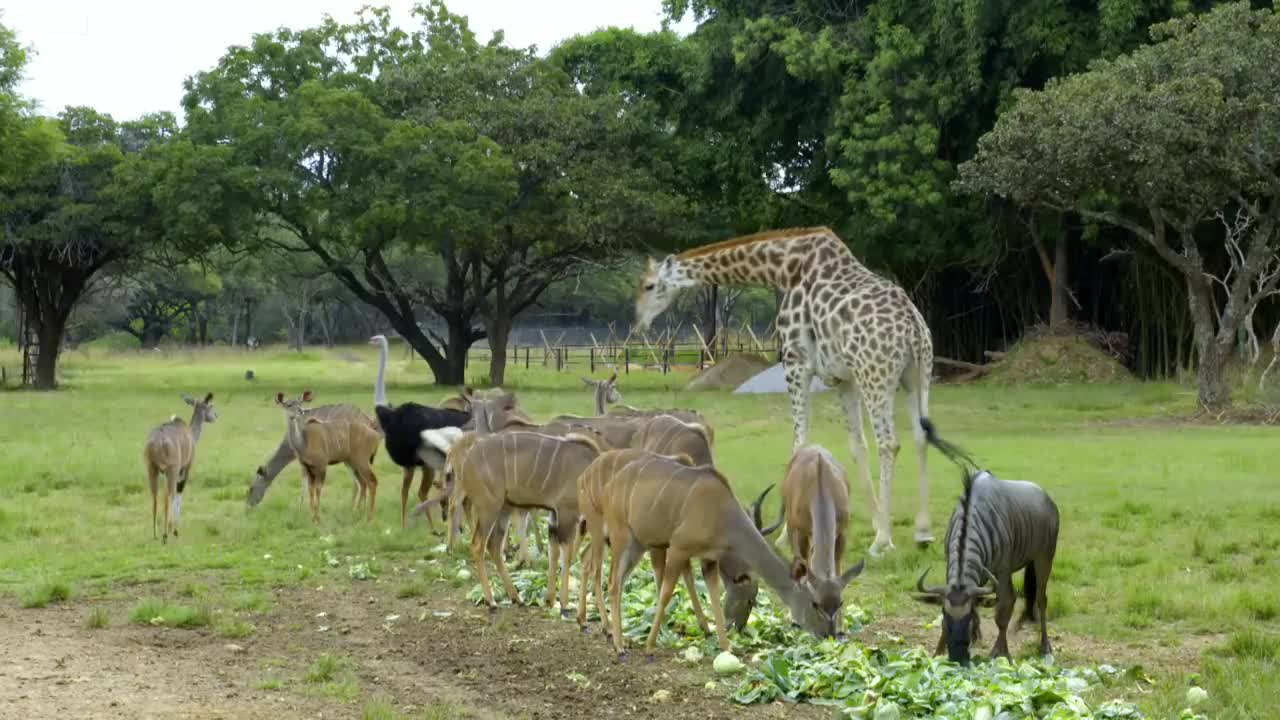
top-left (913, 419), bottom-right (1060, 665)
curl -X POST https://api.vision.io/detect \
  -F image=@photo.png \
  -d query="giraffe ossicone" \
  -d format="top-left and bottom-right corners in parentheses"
top-left (634, 226), bottom-right (936, 557)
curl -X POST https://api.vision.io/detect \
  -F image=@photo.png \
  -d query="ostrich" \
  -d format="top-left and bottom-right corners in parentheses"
top-left (370, 334), bottom-right (471, 528)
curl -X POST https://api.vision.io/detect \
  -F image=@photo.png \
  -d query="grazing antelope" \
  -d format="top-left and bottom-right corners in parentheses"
top-left (274, 391), bottom-right (381, 523)
top-left (631, 414), bottom-right (715, 466)
top-left (144, 393), bottom-right (218, 543)
top-left (247, 402), bottom-right (379, 510)
top-left (444, 425), bottom-right (604, 616)
top-left (914, 420), bottom-right (1060, 665)
top-left (592, 452), bottom-right (841, 658)
top-left (757, 445), bottom-right (865, 638)
top-left (574, 448), bottom-right (761, 639)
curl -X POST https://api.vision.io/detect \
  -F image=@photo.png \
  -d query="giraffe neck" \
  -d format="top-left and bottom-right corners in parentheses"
top-left (672, 227), bottom-right (857, 290)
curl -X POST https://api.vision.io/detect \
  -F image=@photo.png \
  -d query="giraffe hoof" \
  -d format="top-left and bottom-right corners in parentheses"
top-left (560, 609), bottom-right (574, 620)
top-left (867, 541), bottom-right (895, 559)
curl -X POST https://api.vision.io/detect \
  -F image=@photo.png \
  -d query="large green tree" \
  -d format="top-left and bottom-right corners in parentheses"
top-left (654, 0), bottom-right (1237, 330)
top-left (958, 2), bottom-right (1280, 409)
top-left (184, 3), bottom-right (687, 386)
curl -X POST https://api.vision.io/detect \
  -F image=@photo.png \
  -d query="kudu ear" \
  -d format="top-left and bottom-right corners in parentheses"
top-left (182, 393), bottom-right (195, 406)
top-left (608, 372), bottom-right (617, 384)
top-left (840, 558), bottom-right (866, 586)
top-left (301, 390), bottom-right (314, 402)
top-left (275, 392), bottom-right (285, 405)
top-left (791, 559), bottom-right (809, 582)
top-left (581, 377), bottom-right (595, 387)
top-left (203, 392), bottom-right (214, 404)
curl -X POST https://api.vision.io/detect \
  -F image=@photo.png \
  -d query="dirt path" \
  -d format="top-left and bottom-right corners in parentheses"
top-left (0, 585), bottom-right (826, 720)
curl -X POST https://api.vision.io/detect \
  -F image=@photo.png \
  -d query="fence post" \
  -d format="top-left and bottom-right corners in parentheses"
top-left (525, 346), bottom-right (530, 369)
top-left (556, 348), bottom-right (563, 371)
top-left (624, 347), bottom-right (629, 374)
top-left (590, 347), bottom-right (595, 373)
top-left (663, 348), bottom-right (669, 375)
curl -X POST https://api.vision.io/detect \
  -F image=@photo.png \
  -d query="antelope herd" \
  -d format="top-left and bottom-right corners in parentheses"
top-left (144, 361), bottom-right (1059, 666)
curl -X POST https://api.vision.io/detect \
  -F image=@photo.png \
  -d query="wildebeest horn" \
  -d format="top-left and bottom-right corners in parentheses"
top-left (971, 566), bottom-right (998, 597)
top-left (916, 568), bottom-right (946, 595)
top-left (750, 484), bottom-right (784, 537)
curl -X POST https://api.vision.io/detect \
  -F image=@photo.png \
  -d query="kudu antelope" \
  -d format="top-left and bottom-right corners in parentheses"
top-left (275, 391), bottom-right (381, 523)
top-left (591, 452), bottom-right (841, 658)
top-left (756, 445), bottom-right (865, 638)
top-left (913, 420), bottom-right (1060, 665)
top-left (445, 426), bottom-right (604, 616)
top-left (574, 448), bottom-right (760, 640)
top-left (144, 393), bottom-right (218, 543)
top-left (247, 402), bottom-right (378, 510)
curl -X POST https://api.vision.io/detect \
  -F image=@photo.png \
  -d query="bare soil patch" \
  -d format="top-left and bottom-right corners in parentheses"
top-left (0, 583), bottom-right (828, 720)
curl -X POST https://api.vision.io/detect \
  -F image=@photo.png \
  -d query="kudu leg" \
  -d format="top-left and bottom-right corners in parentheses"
top-left (649, 548), bottom-right (708, 632)
top-left (608, 537), bottom-right (646, 657)
top-left (362, 465), bottom-right (377, 522)
top-left (644, 550), bottom-right (688, 657)
top-left (488, 513), bottom-right (521, 606)
top-left (702, 560), bottom-right (731, 652)
top-left (471, 519), bottom-right (497, 612)
top-left (544, 527), bottom-right (561, 608)
top-left (147, 465), bottom-right (159, 540)
top-left (559, 528), bottom-right (576, 617)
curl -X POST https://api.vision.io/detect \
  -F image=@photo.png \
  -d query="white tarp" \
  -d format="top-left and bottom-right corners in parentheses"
top-left (733, 363), bottom-right (831, 394)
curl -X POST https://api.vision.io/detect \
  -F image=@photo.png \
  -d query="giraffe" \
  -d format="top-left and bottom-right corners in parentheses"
top-left (634, 226), bottom-right (934, 557)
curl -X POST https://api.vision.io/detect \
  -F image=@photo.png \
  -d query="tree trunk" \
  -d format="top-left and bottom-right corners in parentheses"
top-left (33, 313), bottom-right (67, 390)
top-left (487, 314), bottom-right (511, 387)
top-left (1187, 276), bottom-right (1233, 410)
top-left (1048, 234), bottom-right (1070, 332)
top-left (230, 303), bottom-right (241, 347)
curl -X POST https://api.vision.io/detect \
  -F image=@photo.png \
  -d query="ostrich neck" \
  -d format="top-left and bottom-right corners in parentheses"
top-left (374, 337), bottom-right (389, 407)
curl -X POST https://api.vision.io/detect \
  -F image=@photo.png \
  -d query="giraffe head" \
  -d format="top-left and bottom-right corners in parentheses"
top-left (635, 255), bottom-right (693, 332)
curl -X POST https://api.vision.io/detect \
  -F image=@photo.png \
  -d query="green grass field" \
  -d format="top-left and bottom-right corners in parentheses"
top-left (0, 341), bottom-right (1276, 718)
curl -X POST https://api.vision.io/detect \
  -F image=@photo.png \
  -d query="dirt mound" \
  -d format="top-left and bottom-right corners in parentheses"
top-left (985, 335), bottom-right (1132, 385)
top-left (686, 352), bottom-right (774, 391)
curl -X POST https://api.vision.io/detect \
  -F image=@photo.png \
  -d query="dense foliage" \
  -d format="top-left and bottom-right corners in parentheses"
top-left (3, 1), bottom-right (1279, 401)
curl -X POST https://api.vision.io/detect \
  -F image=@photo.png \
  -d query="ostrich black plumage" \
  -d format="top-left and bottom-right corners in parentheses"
top-left (370, 334), bottom-right (471, 528)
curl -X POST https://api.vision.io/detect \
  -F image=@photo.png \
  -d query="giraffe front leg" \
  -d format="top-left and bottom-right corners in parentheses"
top-left (782, 352), bottom-right (814, 450)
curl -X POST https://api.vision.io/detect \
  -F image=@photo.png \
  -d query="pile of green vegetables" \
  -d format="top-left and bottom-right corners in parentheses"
top-left (457, 550), bottom-right (1206, 720)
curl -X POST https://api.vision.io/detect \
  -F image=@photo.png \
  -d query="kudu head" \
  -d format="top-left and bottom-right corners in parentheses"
top-left (468, 391), bottom-right (521, 434)
top-left (790, 556), bottom-right (865, 638)
top-left (914, 566), bottom-right (996, 665)
top-left (274, 390), bottom-right (313, 418)
top-left (182, 392), bottom-right (218, 424)
top-left (751, 483), bottom-right (864, 638)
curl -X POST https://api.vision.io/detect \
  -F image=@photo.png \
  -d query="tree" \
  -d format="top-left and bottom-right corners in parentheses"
top-left (957, 2), bottom-right (1280, 409)
top-left (112, 267), bottom-right (220, 348)
top-left (182, 6), bottom-right (519, 385)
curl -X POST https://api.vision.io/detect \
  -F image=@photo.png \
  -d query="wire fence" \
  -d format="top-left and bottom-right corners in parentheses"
top-left (457, 327), bottom-right (784, 376)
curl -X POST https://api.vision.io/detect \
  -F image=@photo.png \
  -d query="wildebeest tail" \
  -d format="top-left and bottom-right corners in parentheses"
top-left (919, 418), bottom-right (978, 475)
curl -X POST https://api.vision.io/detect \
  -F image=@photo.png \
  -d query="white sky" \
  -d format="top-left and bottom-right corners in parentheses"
top-left (5, 1), bottom-right (696, 121)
